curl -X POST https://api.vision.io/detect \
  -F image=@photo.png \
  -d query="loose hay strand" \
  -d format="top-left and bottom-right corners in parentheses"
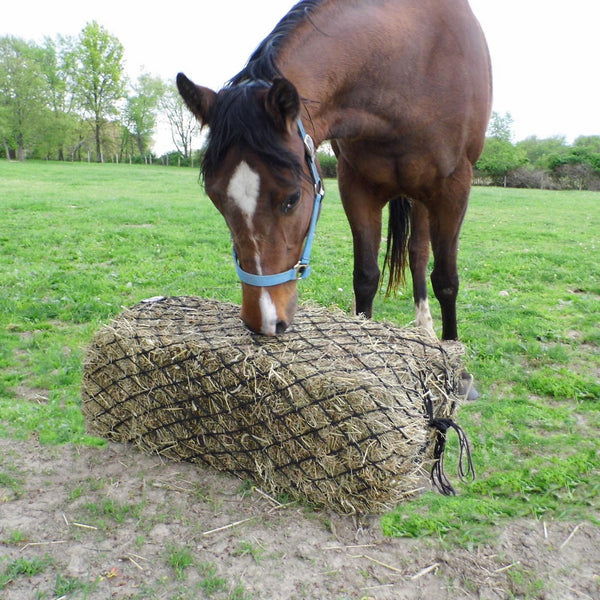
top-left (82, 297), bottom-right (465, 514)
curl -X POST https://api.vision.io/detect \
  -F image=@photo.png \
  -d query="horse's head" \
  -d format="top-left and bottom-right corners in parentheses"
top-left (177, 73), bottom-right (321, 336)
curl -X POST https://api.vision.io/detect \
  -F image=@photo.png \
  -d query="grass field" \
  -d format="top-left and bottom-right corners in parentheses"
top-left (1, 160), bottom-right (599, 546)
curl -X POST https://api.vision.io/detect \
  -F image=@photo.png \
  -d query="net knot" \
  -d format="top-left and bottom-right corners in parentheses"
top-left (424, 395), bottom-right (475, 495)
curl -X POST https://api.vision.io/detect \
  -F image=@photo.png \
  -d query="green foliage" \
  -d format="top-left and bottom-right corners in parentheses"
top-left (516, 135), bottom-right (570, 169)
top-left (317, 151), bottom-right (338, 178)
top-left (476, 137), bottom-right (528, 184)
top-left (67, 21), bottom-right (125, 161)
top-left (0, 37), bottom-right (48, 160)
top-left (486, 111), bottom-right (514, 142)
top-left (476, 112), bottom-right (600, 189)
top-left (0, 30), bottom-right (174, 163)
top-left (477, 133), bottom-right (600, 190)
top-left (574, 135), bottom-right (600, 155)
top-left (124, 73), bottom-right (166, 156)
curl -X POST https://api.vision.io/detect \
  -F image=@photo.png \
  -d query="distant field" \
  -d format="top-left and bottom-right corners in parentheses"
top-left (1, 160), bottom-right (599, 544)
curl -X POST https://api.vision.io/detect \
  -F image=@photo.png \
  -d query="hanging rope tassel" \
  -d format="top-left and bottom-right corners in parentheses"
top-left (424, 395), bottom-right (475, 495)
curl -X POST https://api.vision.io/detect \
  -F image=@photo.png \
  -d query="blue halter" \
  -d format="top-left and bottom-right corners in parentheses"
top-left (232, 118), bottom-right (325, 287)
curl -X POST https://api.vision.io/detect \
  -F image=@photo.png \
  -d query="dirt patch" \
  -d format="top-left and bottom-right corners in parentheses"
top-left (1, 439), bottom-right (598, 599)
top-left (12, 385), bottom-right (49, 404)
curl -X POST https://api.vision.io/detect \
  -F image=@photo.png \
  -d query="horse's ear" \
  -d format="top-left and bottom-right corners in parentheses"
top-left (176, 72), bottom-right (216, 126)
top-left (265, 78), bottom-right (300, 134)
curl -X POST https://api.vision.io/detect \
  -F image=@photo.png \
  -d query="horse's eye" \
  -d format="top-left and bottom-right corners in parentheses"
top-left (281, 191), bottom-right (301, 214)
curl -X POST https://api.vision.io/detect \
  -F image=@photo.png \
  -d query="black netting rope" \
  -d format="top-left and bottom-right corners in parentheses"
top-left (423, 393), bottom-right (475, 495)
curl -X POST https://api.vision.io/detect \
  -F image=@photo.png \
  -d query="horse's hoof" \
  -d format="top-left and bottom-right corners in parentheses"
top-left (459, 371), bottom-right (479, 401)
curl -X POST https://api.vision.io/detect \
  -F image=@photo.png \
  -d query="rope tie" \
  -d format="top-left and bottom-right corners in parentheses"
top-left (424, 395), bottom-right (475, 495)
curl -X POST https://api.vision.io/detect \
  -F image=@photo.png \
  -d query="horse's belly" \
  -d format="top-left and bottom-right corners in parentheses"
top-left (335, 139), bottom-right (453, 200)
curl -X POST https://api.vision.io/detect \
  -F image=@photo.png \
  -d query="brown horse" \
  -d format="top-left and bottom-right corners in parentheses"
top-left (177, 0), bottom-right (492, 339)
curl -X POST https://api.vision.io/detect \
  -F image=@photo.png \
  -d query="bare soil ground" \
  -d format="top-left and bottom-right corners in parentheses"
top-left (1, 438), bottom-right (598, 600)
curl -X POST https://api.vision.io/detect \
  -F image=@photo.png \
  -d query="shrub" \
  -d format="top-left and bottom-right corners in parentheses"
top-left (317, 152), bottom-right (338, 178)
top-left (505, 166), bottom-right (558, 190)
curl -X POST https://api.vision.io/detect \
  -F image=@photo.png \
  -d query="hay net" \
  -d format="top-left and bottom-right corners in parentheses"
top-left (82, 296), bottom-right (472, 514)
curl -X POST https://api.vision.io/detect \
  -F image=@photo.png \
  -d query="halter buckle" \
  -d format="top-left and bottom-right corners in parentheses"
top-left (303, 133), bottom-right (316, 159)
top-left (294, 261), bottom-right (310, 280)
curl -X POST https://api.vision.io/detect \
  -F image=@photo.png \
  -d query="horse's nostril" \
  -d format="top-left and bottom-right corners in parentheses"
top-left (275, 320), bottom-right (288, 334)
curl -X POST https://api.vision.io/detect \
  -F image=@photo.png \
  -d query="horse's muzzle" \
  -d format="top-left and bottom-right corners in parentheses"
top-left (240, 282), bottom-right (298, 336)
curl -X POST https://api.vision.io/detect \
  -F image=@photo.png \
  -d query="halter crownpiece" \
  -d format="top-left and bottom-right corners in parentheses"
top-left (233, 117), bottom-right (325, 287)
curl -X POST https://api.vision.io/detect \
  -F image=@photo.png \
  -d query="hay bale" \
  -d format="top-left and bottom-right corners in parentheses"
top-left (82, 296), bottom-right (466, 514)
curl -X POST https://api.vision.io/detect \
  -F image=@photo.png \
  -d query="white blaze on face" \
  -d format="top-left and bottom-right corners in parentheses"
top-left (415, 298), bottom-right (436, 337)
top-left (259, 289), bottom-right (278, 335)
top-left (227, 161), bottom-right (260, 226)
top-left (228, 160), bottom-right (261, 273)
top-left (228, 161), bottom-right (276, 335)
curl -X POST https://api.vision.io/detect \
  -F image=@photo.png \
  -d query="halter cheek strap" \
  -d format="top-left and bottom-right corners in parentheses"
top-left (233, 118), bottom-right (325, 287)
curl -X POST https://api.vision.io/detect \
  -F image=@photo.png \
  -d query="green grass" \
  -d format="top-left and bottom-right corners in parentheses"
top-left (81, 497), bottom-right (145, 529)
top-left (166, 544), bottom-right (195, 580)
top-left (53, 573), bottom-right (100, 598)
top-left (165, 547), bottom-right (229, 596)
top-left (1, 160), bottom-right (599, 545)
top-left (0, 556), bottom-right (53, 589)
top-left (197, 562), bottom-right (228, 596)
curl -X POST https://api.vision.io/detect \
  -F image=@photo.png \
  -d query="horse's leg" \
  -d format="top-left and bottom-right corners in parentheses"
top-left (409, 201), bottom-right (435, 336)
top-left (337, 158), bottom-right (386, 318)
top-left (428, 160), bottom-right (473, 341)
top-left (429, 162), bottom-right (480, 399)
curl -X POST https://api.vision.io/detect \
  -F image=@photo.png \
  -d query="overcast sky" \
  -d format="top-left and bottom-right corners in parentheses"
top-left (3, 0), bottom-right (598, 150)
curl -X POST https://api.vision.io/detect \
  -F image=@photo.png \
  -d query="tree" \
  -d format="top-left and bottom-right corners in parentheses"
top-left (547, 138), bottom-right (600, 190)
top-left (516, 135), bottom-right (569, 169)
top-left (476, 110), bottom-right (528, 186)
top-left (475, 138), bottom-right (528, 186)
top-left (0, 37), bottom-right (47, 160)
top-left (124, 73), bottom-right (165, 157)
top-left (68, 22), bottom-right (125, 162)
top-left (160, 83), bottom-right (199, 159)
top-left (573, 135), bottom-right (600, 159)
top-left (486, 111), bottom-right (514, 142)
top-left (36, 36), bottom-right (79, 160)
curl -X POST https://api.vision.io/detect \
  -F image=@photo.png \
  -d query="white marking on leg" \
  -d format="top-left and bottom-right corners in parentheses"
top-left (227, 161), bottom-right (260, 225)
top-left (259, 289), bottom-right (277, 335)
top-left (415, 298), bottom-right (436, 337)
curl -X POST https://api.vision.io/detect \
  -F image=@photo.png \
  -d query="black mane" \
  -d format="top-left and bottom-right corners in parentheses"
top-left (228, 0), bottom-right (324, 86)
top-left (202, 84), bottom-right (302, 182)
top-left (202, 1), bottom-right (324, 182)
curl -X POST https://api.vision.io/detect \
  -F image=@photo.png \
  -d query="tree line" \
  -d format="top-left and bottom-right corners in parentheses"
top-left (475, 112), bottom-right (600, 190)
top-left (2, 25), bottom-right (599, 190)
top-left (0, 23), bottom-right (198, 163)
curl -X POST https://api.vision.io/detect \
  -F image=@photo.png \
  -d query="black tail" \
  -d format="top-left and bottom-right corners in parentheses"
top-left (383, 196), bottom-right (412, 296)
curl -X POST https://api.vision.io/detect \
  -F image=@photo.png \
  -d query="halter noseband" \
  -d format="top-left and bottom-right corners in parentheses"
top-left (232, 118), bottom-right (325, 287)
